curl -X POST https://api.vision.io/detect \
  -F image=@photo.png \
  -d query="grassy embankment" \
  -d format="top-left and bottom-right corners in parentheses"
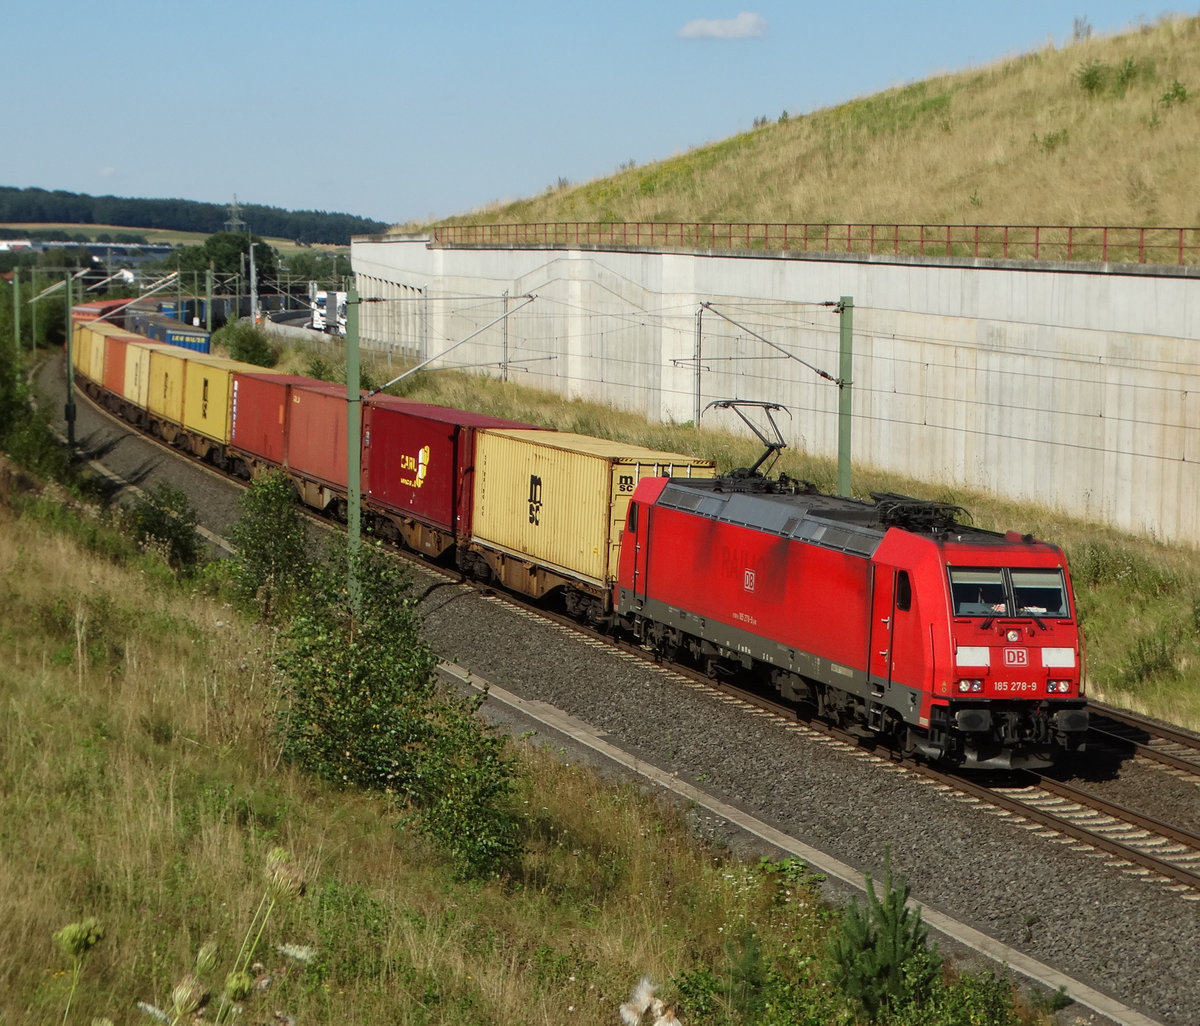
top-left (424, 15), bottom-right (1200, 234)
top-left (0, 471), bottom-right (1063, 1026)
top-left (265, 335), bottom-right (1200, 734)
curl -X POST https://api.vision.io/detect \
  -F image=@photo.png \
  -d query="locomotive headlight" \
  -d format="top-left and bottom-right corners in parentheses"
top-left (1047, 680), bottom-right (1071, 693)
top-left (957, 679), bottom-right (983, 693)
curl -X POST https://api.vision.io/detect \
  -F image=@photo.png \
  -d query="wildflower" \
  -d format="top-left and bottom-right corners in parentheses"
top-left (276, 943), bottom-right (317, 964)
top-left (53, 918), bottom-right (104, 959)
top-left (225, 969), bottom-right (254, 1002)
top-left (264, 849), bottom-right (306, 900)
top-left (170, 973), bottom-right (208, 1017)
top-left (194, 940), bottom-right (219, 976)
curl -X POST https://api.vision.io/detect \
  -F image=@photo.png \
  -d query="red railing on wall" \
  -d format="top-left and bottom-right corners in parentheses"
top-left (430, 222), bottom-right (1200, 267)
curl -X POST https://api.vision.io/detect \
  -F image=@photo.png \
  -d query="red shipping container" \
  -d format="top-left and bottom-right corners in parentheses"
top-left (230, 373), bottom-right (317, 466)
top-left (285, 380), bottom-right (353, 489)
top-left (362, 395), bottom-right (538, 542)
top-left (103, 335), bottom-right (132, 396)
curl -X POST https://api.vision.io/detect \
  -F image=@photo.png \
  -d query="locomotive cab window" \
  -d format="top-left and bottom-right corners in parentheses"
top-left (949, 567), bottom-right (1070, 619)
top-left (949, 568), bottom-right (1007, 616)
top-left (896, 570), bottom-right (912, 611)
top-left (1011, 569), bottom-right (1068, 617)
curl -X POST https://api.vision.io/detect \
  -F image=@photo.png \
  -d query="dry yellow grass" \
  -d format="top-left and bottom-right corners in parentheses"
top-left (421, 15), bottom-right (1200, 232)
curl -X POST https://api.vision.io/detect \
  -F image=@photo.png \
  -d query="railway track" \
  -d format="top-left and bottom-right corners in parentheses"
top-left (477, 591), bottom-right (1200, 900)
top-left (1086, 705), bottom-right (1200, 777)
top-left (69, 367), bottom-right (1200, 903)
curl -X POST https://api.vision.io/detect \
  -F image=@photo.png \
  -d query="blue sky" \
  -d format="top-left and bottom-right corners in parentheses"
top-left (0, 1), bottom-right (1183, 226)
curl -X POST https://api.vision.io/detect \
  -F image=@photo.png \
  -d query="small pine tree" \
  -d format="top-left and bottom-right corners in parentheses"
top-left (826, 862), bottom-right (940, 1021)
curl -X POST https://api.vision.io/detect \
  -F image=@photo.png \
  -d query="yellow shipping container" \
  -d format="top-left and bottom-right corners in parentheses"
top-left (473, 429), bottom-right (715, 588)
top-left (122, 339), bottom-right (163, 409)
top-left (70, 323), bottom-right (90, 377)
top-left (181, 356), bottom-right (246, 444)
top-left (72, 323), bottom-right (106, 384)
top-left (147, 347), bottom-right (188, 425)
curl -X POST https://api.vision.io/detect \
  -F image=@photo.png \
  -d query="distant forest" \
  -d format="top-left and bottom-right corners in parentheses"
top-left (0, 187), bottom-right (389, 245)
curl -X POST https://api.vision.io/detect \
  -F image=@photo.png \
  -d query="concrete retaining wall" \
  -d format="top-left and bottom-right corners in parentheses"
top-left (351, 234), bottom-right (1200, 545)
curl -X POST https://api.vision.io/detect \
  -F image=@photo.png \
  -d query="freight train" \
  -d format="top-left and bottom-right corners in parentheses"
top-left (70, 306), bottom-right (1088, 770)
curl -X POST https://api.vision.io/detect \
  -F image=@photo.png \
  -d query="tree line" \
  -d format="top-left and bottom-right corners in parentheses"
top-left (0, 186), bottom-right (388, 245)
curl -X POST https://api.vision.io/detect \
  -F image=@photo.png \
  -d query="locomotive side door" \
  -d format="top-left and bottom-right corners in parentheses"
top-left (868, 564), bottom-right (899, 687)
top-left (628, 499), bottom-right (651, 609)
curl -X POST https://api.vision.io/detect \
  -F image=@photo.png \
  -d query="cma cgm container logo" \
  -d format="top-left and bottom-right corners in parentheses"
top-left (1004, 649), bottom-right (1029, 667)
top-left (528, 475), bottom-right (543, 525)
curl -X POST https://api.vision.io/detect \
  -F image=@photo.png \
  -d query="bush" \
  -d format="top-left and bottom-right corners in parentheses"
top-left (126, 482), bottom-right (203, 572)
top-left (274, 542), bottom-right (522, 879)
top-left (215, 320), bottom-right (278, 366)
top-left (229, 471), bottom-right (310, 615)
top-left (1075, 59), bottom-right (1108, 95)
top-left (826, 863), bottom-right (939, 1021)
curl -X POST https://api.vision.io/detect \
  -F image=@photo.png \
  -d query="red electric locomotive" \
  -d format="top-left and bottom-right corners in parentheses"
top-left (613, 413), bottom-right (1088, 770)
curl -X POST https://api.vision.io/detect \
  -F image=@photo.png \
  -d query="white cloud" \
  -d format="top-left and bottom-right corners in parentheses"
top-left (678, 12), bottom-right (767, 40)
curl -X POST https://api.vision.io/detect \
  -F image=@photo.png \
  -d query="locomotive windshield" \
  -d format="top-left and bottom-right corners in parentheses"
top-left (949, 567), bottom-right (1069, 618)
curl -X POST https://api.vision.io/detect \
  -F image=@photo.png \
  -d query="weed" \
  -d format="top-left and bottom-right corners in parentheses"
top-left (1160, 79), bottom-right (1189, 106)
top-left (52, 916), bottom-right (104, 1025)
top-left (126, 483), bottom-right (203, 573)
top-left (1032, 127), bottom-right (1070, 152)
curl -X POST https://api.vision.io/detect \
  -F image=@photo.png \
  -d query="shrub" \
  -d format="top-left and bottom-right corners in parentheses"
top-left (229, 471), bottom-right (310, 615)
top-left (1075, 59), bottom-right (1108, 95)
top-left (826, 863), bottom-right (939, 1021)
top-left (127, 482), bottom-right (203, 572)
top-left (274, 542), bottom-right (522, 879)
top-left (1160, 79), bottom-right (1189, 106)
top-left (214, 320), bottom-right (278, 367)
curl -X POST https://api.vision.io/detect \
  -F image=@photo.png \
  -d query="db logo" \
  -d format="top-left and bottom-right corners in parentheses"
top-left (1004, 649), bottom-right (1029, 667)
top-left (744, 569), bottom-right (756, 593)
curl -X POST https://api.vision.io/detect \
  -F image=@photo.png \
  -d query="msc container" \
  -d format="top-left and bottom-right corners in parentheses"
top-left (361, 395), bottom-right (540, 556)
top-left (471, 429), bottom-right (715, 591)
